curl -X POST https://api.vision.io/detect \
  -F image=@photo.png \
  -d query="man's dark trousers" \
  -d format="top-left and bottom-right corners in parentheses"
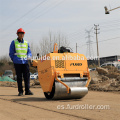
top-left (14, 64), bottom-right (30, 93)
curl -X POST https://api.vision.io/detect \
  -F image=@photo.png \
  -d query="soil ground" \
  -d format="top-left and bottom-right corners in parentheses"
top-left (0, 87), bottom-right (120, 120)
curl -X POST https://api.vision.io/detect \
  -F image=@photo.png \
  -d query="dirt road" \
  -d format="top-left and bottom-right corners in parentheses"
top-left (0, 87), bottom-right (120, 120)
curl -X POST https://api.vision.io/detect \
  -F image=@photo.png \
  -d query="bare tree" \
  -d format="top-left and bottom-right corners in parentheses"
top-left (0, 55), bottom-right (10, 63)
top-left (30, 32), bottom-right (70, 56)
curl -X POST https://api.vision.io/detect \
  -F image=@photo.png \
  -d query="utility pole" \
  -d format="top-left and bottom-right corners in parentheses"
top-left (94, 24), bottom-right (100, 67)
top-left (59, 34), bottom-right (60, 49)
top-left (76, 43), bottom-right (77, 53)
top-left (85, 28), bottom-right (94, 58)
top-left (49, 32), bottom-right (52, 52)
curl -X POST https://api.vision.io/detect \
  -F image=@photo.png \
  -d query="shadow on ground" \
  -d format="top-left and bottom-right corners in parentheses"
top-left (11, 97), bottom-right (82, 102)
top-left (12, 97), bottom-right (48, 102)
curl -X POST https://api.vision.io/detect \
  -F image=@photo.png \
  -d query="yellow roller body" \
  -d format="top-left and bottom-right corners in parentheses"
top-left (32, 43), bottom-right (91, 99)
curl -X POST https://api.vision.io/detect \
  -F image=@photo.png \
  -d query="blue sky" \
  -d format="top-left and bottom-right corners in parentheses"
top-left (0, 0), bottom-right (120, 58)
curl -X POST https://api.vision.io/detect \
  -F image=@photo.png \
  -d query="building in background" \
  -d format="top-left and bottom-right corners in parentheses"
top-left (88, 55), bottom-right (120, 66)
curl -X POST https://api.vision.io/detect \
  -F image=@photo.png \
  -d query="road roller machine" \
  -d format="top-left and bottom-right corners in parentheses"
top-left (32, 43), bottom-right (91, 99)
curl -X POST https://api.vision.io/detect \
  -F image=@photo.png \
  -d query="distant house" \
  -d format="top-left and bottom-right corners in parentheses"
top-left (88, 55), bottom-right (120, 66)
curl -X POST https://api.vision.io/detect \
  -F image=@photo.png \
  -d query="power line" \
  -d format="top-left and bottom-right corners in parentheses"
top-left (100, 27), bottom-right (120, 32)
top-left (21, 0), bottom-right (65, 27)
top-left (98, 18), bottom-right (120, 25)
top-left (100, 21), bottom-right (120, 27)
top-left (2, 0), bottom-right (48, 32)
top-left (1, 1), bottom-right (120, 44)
top-left (66, 19), bottom-right (120, 38)
top-left (80, 36), bottom-right (120, 47)
top-left (1, 0), bottom-right (65, 40)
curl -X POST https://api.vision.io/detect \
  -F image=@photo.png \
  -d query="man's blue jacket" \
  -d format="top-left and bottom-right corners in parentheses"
top-left (9, 38), bottom-right (32, 64)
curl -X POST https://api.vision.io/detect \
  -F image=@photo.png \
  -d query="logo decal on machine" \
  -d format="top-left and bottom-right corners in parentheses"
top-left (70, 63), bottom-right (82, 66)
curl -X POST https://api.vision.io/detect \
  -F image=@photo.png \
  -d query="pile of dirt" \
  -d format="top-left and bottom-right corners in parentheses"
top-left (0, 81), bottom-right (17, 87)
top-left (89, 67), bottom-right (120, 92)
top-left (0, 79), bottom-right (40, 88)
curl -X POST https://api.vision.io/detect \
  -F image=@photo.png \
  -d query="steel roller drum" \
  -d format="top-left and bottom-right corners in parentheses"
top-left (44, 77), bottom-right (88, 100)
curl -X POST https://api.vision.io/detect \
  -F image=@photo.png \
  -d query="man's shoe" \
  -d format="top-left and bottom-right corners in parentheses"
top-left (25, 90), bottom-right (33, 95)
top-left (18, 92), bottom-right (23, 96)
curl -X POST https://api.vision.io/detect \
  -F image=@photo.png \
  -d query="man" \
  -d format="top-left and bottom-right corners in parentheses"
top-left (9, 28), bottom-right (33, 96)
